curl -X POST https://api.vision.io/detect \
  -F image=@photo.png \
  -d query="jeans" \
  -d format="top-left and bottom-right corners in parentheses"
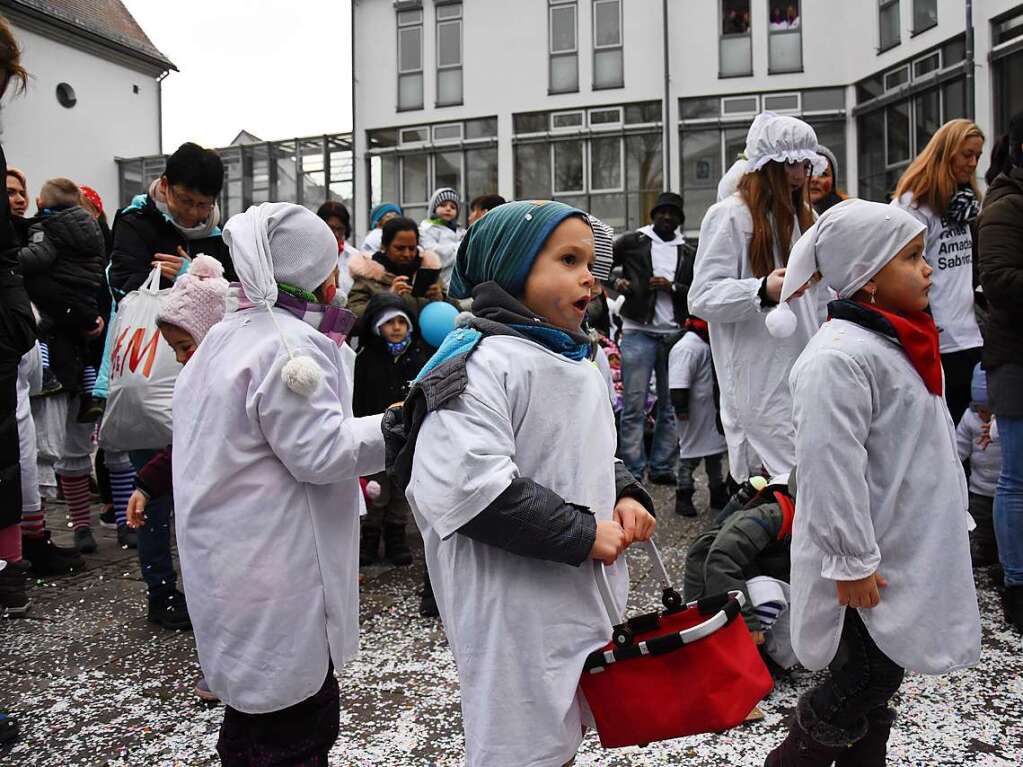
top-left (807, 609), bottom-right (905, 736)
top-left (995, 416), bottom-right (1023, 587)
top-left (677, 453), bottom-right (726, 492)
top-left (129, 449), bottom-right (177, 597)
top-left (619, 331), bottom-right (677, 479)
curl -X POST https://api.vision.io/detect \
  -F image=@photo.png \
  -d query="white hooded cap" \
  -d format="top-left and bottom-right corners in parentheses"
top-left (765, 199), bottom-right (926, 337)
top-left (223, 202), bottom-right (340, 396)
top-left (745, 112), bottom-right (828, 176)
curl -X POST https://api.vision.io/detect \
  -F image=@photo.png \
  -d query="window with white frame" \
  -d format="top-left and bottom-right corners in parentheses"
top-left (593, 0), bottom-right (623, 89)
top-left (912, 0), bottom-right (937, 34)
top-left (720, 0), bottom-right (752, 77)
top-left (397, 8), bottom-right (424, 110)
top-left (879, 0), bottom-right (900, 52)
top-left (436, 3), bottom-right (463, 106)
top-left (513, 101), bottom-right (663, 232)
top-left (549, 0), bottom-right (579, 94)
top-left (768, 0), bottom-right (802, 74)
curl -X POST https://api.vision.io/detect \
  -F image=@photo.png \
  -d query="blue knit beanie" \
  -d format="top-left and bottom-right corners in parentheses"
top-left (370, 203), bottom-right (402, 229)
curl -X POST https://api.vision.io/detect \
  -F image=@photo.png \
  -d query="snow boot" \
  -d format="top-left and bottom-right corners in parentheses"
top-left (22, 531), bottom-right (84, 576)
top-left (674, 488), bottom-right (697, 517)
top-left (384, 524), bottom-right (413, 566)
top-left (1003, 585), bottom-right (1023, 634)
top-left (764, 696), bottom-right (863, 766)
top-left (834, 708), bottom-right (895, 767)
top-left (147, 588), bottom-right (192, 631)
top-left (359, 526), bottom-right (381, 567)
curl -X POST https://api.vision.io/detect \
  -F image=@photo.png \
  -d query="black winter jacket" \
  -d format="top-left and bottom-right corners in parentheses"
top-left (18, 206), bottom-right (105, 330)
top-left (352, 293), bottom-right (432, 418)
top-left (611, 230), bottom-right (695, 326)
top-left (978, 167), bottom-right (1023, 371)
top-left (108, 195), bottom-right (189, 299)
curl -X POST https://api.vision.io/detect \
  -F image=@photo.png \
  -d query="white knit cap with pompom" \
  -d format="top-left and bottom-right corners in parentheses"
top-left (224, 203), bottom-right (339, 397)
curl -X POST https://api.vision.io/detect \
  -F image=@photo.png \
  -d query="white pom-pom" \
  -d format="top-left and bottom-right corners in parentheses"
top-left (765, 301), bottom-right (798, 338)
top-left (281, 355), bottom-right (322, 397)
top-left (365, 480), bottom-right (382, 501)
top-left (454, 311), bottom-right (474, 329)
top-left (188, 253), bottom-right (224, 280)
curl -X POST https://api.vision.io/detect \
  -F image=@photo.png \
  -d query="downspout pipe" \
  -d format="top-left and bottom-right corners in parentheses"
top-left (965, 0), bottom-right (975, 121)
top-left (157, 69), bottom-right (169, 154)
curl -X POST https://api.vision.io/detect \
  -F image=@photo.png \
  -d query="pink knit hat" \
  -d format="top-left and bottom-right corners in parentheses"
top-left (157, 254), bottom-right (229, 344)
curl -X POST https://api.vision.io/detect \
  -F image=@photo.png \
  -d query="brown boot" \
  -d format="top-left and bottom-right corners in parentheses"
top-left (834, 708), bottom-right (895, 767)
top-left (764, 696), bottom-right (864, 767)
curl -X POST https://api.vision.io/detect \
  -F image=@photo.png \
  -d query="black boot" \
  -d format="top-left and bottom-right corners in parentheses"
top-left (834, 708), bottom-right (895, 767)
top-left (1003, 585), bottom-right (1023, 634)
top-left (765, 696), bottom-right (864, 767)
top-left (969, 503), bottom-right (999, 567)
top-left (74, 526), bottom-right (97, 554)
top-left (23, 531), bottom-right (85, 576)
top-left (709, 483), bottom-right (731, 510)
top-left (0, 560), bottom-right (31, 618)
top-left (674, 488), bottom-right (697, 517)
top-left (147, 588), bottom-right (192, 631)
top-left (419, 569), bottom-right (439, 618)
top-left (384, 524), bottom-right (413, 566)
top-left (117, 526), bottom-right (138, 549)
top-left (360, 526), bottom-right (381, 567)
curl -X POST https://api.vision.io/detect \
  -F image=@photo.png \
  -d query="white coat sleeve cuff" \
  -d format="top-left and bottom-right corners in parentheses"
top-left (820, 549), bottom-right (881, 581)
top-left (348, 414), bottom-right (387, 477)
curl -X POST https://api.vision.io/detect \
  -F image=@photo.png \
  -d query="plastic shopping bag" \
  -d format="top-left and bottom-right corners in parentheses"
top-left (99, 267), bottom-right (180, 451)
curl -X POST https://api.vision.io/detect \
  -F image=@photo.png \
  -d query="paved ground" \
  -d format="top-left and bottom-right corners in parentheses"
top-left (2, 479), bottom-right (1021, 767)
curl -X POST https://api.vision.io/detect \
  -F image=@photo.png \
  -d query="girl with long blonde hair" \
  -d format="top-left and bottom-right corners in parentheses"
top-left (688, 112), bottom-right (826, 483)
top-left (892, 118), bottom-right (985, 423)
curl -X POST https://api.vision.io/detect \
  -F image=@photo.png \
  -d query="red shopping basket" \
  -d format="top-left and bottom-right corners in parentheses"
top-left (580, 539), bottom-right (773, 749)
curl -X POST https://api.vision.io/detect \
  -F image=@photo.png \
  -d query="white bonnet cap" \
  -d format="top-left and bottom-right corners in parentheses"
top-left (745, 112), bottom-right (828, 176)
top-left (765, 199), bottom-right (927, 337)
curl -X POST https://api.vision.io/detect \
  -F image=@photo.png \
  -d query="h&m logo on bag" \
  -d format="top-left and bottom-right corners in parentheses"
top-left (111, 327), bottom-right (161, 378)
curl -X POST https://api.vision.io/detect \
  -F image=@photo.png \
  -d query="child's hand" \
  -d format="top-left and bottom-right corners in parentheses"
top-left (613, 497), bottom-right (656, 544)
top-left (835, 572), bottom-right (888, 609)
top-left (979, 419), bottom-right (992, 450)
top-left (126, 490), bottom-right (147, 528)
top-left (590, 520), bottom-right (628, 565)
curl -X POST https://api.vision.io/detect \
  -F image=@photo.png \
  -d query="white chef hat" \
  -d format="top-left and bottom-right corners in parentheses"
top-left (765, 199), bottom-right (927, 338)
top-left (224, 202), bottom-right (339, 396)
top-left (745, 112), bottom-right (828, 177)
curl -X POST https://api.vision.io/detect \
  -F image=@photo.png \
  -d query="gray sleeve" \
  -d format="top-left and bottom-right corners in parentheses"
top-left (456, 477), bottom-right (597, 566)
top-left (614, 461), bottom-right (656, 517)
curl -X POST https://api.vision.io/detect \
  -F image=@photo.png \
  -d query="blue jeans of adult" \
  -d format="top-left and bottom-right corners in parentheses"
top-left (995, 416), bottom-right (1023, 587)
top-left (619, 330), bottom-right (677, 480)
top-left (129, 449), bottom-right (177, 599)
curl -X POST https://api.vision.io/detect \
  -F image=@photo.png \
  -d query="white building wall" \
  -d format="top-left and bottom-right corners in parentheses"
top-left (354, 0), bottom-right (1023, 230)
top-left (3, 25), bottom-right (161, 214)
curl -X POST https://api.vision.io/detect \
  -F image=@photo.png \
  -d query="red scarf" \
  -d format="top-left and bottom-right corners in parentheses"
top-left (857, 301), bottom-right (943, 396)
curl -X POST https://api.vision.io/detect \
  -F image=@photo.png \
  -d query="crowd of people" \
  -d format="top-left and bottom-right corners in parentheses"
top-left (0, 12), bottom-right (1021, 767)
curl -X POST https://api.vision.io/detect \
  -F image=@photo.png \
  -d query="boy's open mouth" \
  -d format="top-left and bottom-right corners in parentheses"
top-left (572, 297), bottom-right (589, 312)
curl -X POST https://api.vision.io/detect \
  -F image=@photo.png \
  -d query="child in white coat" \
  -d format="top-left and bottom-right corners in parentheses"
top-left (418, 187), bottom-right (465, 285)
top-left (394, 200), bottom-right (656, 767)
top-left (957, 364), bottom-right (1002, 567)
top-left (172, 203), bottom-right (385, 765)
top-left (764, 200), bottom-right (981, 766)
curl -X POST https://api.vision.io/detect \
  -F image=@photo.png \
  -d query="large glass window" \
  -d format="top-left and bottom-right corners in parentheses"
top-left (681, 130), bottom-right (721, 228)
top-left (879, 0), bottom-right (900, 52)
top-left (436, 3), bottom-right (463, 106)
top-left (515, 143), bottom-right (552, 199)
top-left (993, 48), bottom-right (1023, 134)
top-left (466, 147), bottom-right (499, 202)
top-left (553, 141), bottom-right (585, 194)
top-left (590, 136), bottom-right (622, 192)
top-left (768, 0), bottom-right (802, 74)
top-left (720, 0), bottom-right (752, 77)
top-left (912, 0), bottom-right (937, 34)
top-left (549, 0), bottom-right (579, 94)
top-left (397, 9), bottom-right (424, 110)
top-left (593, 0), bottom-right (623, 89)
top-left (885, 100), bottom-right (911, 166)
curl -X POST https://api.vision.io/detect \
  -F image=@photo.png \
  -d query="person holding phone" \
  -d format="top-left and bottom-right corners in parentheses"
top-left (346, 216), bottom-right (449, 317)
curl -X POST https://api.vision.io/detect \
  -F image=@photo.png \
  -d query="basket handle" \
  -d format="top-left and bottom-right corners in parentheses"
top-left (593, 538), bottom-right (683, 631)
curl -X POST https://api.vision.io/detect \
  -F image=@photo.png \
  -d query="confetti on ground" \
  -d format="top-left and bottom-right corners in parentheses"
top-left (2, 481), bottom-right (1020, 766)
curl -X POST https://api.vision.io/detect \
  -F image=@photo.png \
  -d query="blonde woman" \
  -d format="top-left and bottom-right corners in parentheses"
top-left (6, 166), bottom-right (27, 218)
top-left (891, 118), bottom-right (985, 423)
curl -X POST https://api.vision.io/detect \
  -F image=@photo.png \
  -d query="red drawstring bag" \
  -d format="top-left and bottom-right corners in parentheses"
top-left (580, 540), bottom-right (773, 749)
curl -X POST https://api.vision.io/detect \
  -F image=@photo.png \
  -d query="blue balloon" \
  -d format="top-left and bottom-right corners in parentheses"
top-left (419, 301), bottom-right (460, 348)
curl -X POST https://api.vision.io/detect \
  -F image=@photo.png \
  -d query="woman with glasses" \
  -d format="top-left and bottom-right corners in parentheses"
top-left (688, 112), bottom-right (827, 484)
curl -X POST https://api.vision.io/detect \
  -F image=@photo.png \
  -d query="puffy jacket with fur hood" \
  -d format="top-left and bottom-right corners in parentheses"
top-left (345, 248), bottom-right (450, 317)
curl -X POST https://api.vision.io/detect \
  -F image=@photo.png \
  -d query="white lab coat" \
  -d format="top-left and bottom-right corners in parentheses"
top-left (407, 335), bottom-right (628, 767)
top-left (172, 308), bottom-right (385, 714)
top-left (418, 220), bottom-right (465, 285)
top-left (789, 319), bottom-right (981, 674)
top-left (668, 332), bottom-right (727, 459)
top-left (688, 194), bottom-right (823, 481)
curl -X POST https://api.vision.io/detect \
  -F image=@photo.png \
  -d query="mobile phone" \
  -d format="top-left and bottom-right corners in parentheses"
top-left (412, 268), bottom-right (441, 297)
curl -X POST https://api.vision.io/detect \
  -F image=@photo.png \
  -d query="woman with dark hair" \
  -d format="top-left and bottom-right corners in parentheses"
top-left (809, 145), bottom-right (847, 215)
top-left (346, 216), bottom-right (446, 317)
top-left (0, 12), bottom-right (37, 745)
top-left (688, 112), bottom-right (826, 484)
top-left (316, 200), bottom-right (358, 301)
